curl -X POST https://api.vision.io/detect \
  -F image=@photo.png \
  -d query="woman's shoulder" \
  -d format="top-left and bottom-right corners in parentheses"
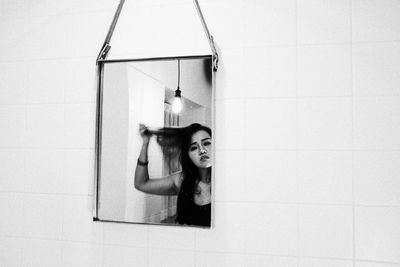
top-left (170, 171), bottom-right (183, 190)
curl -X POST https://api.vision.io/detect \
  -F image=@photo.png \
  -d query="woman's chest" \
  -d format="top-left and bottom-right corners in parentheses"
top-left (194, 182), bottom-right (211, 205)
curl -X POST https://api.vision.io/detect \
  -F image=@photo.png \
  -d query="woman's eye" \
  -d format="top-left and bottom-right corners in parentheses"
top-left (203, 141), bottom-right (211, 146)
top-left (190, 146), bottom-right (197, 152)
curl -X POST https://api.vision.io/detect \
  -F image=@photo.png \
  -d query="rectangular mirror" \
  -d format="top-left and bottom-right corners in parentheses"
top-left (94, 55), bottom-right (214, 228)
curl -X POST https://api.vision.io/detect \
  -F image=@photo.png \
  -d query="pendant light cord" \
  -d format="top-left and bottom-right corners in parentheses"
top-left (177, 60), bottom-right (180, 88)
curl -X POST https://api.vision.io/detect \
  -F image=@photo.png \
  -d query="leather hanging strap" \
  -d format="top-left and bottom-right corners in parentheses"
top-left (96, 0), bottom-right (126, 63)
top-left (193, 0), bottom-right (219, 71)
top-left (96, 0), bottom-right (218, 72)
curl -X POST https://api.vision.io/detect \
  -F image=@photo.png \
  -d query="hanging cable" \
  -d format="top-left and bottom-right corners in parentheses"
top-left (96, 0), bottom-right (126, 63)
top-left (193, 0), bottom-right (219, 71)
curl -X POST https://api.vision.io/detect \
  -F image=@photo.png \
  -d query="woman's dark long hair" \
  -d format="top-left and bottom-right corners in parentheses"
top-left (151, 123), bottom-right (211, 225)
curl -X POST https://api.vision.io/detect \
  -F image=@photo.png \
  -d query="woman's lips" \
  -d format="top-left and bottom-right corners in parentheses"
top-left (200, 156), bottom-right (209, 161)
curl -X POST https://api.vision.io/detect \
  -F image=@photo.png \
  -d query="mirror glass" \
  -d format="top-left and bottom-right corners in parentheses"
top-left (96, 56), bottom-right (213, 228)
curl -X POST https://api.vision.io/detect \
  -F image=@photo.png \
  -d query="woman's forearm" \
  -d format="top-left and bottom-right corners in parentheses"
top-left (134, 141), bottom-right (150, 190)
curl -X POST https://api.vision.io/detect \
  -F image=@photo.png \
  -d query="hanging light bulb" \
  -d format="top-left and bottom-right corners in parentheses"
top-left (172, 59), bottom-right (182, 114)
top-left (172, 87), bottom-right (182, 114)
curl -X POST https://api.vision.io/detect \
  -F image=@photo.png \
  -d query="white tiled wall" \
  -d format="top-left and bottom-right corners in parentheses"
top-left (1, 0), bottom-right (400, 266)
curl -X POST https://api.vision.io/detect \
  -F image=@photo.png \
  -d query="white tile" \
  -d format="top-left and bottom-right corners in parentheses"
top-left (215, 99), bottom-right (245, 150)
top-left (61, 242), bottom-right (103, 267)
top-left (28, 0), bottom-right (81, 17)
top-left (354, 97), bottom-right (400, 150)
top-left (299, 205), bottom-right (353, 258)
top-left (0, 237), bottom-right (23, 267)
top-left (148, 249), bottom-right (195, 267)
top-left (24, 12), bottom-right (109, 60)
top-left (352, 0), bottom-right (400, 42)
top-left (67, 13), bottom-right (112, 59)
top-left (26, 61), bottom-right (65, 104)
top-left (103, 222), bottom-right (148, 247)
top-left (298, 151), bottom-right (353, 204)
top-left (62, 196), bottom-right (102, 243)
top-left (200, 0), bottom-right (244, 50)
top-left (161, 4), bottom-right (209, 53)
top-left (298, 0), bottom-right (351, 44)
top-left (355, 151), bottom-right (400, 206)
top-left (244, 255), bottom-right (297, 267)
top-left (109, 4), bottom-right (208, 58)
top-left (244, 151), bottom-right (297, 203)
top-left (0, 19), bottom-right (40, 61)
top-left (24, 149), bottom-right (64, 194)
top-left (63, 59), bottom-right (97, 103)
top-left (67, 0), bottom-right (120, 13)
top-left (245, 99), bottom-right (297, 150)
top-left (353, 43), bottom-right (400, 97)
top-left (245, 203), bottom-right (297, 255)
top-left (23, 194), bottom-right (63, 239)
top-left (64, 103), bottom-right (95, 149)
top-left (298, 44), bottom-right (351, 97)
top-left (23, 17), bottom-right (70, 60)
top-left (0, 193), bottom-right (23, 236)
top-left (148, 225), bottom-right (195, 250)
top-left (103, 245), bottom-right (147, 267)
top-left (244, 47), bottom-right (296, 98)
top-left (298, 98), bottom-right (352, 150)
top-left (355, 207), bottom-right (400, 262)
top-left (0, 0), bottom-right (30, 20)
top-left (0, 149), bottom-right (25, 191)
top-left (244, 0), bottom-right (296, 46)
top-left (0, 106), bottom-right (25, 148)
top-left (214, 150), bottom-right (246, 202)
top-left (0, 62), bottom-right (27, 104)
top-left (22, 239), bottom-right (63, 267)
top-left (215, 49), bottom-right (244, 100)
top-left (196, 252), bottom-right (245, 267)
top-left (299, 258), bottom-right (353, 267)
top-left (108, 6), bottom-right (161, 57)
top-left (126, 0), bottom-right (188, 6)
top-left (355, 262), bottom-right (400, 267)
top-left (26, 104), bottom-right (64, 148)
top-left (196, 202), bottom-right (246, 253)
top-left (63, 149), bottom-right (94, 195)
top-left (0, 18), bottom-right (27, 54)
top-left (0, 17), bottom-right (30, 52)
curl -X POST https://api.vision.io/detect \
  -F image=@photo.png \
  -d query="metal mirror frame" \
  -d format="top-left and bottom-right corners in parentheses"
top-left (93, 54), bottom-right (216, 228)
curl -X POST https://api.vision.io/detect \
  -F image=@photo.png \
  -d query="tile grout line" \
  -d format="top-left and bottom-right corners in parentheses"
top-left (242, 0), bottom-right (249, 256)
top-left (146, 225), bottom-right (150, 267)
top-left (349, 0), bottom-right (356, 266)
top-left (295, 0), bottom-right (300, 266)
top-left (20, 95), bottom-right (28, 266)
top-left (194, 227), bottom-right (198, 267)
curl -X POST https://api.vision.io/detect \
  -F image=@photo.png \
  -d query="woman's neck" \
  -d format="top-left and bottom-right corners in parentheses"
top-left (198, 168), bottom-right (211, 183)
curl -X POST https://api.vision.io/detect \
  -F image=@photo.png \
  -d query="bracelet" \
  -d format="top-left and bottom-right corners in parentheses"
top-left (137, 159), bottom-right (149, 166)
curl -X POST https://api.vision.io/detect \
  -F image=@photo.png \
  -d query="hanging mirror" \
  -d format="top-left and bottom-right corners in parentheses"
top-left (94, 0), bottom-right (218, 228)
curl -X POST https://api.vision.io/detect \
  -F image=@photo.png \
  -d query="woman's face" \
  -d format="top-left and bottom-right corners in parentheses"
top-left (188, 130), bottom-right (212, 168)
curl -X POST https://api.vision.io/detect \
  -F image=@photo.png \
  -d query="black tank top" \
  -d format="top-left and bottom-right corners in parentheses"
top-left (176, 202), bottom-right (211, 227)
top-left (191, 203), bottom-right (211, 227)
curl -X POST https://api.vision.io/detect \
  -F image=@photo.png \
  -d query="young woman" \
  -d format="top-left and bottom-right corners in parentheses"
top-left (134, 123), bottom-right (212, 227)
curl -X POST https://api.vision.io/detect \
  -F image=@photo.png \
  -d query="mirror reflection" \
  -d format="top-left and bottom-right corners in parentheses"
top-left (97, 56), bottom-right (213, 227)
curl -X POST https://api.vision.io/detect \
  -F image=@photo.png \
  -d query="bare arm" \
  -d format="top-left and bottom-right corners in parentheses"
top-left (134, 124), bottom-right (182, 195)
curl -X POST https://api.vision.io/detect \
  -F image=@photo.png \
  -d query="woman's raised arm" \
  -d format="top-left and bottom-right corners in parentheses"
top-left (134, 124), bottom-right (182, 195)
